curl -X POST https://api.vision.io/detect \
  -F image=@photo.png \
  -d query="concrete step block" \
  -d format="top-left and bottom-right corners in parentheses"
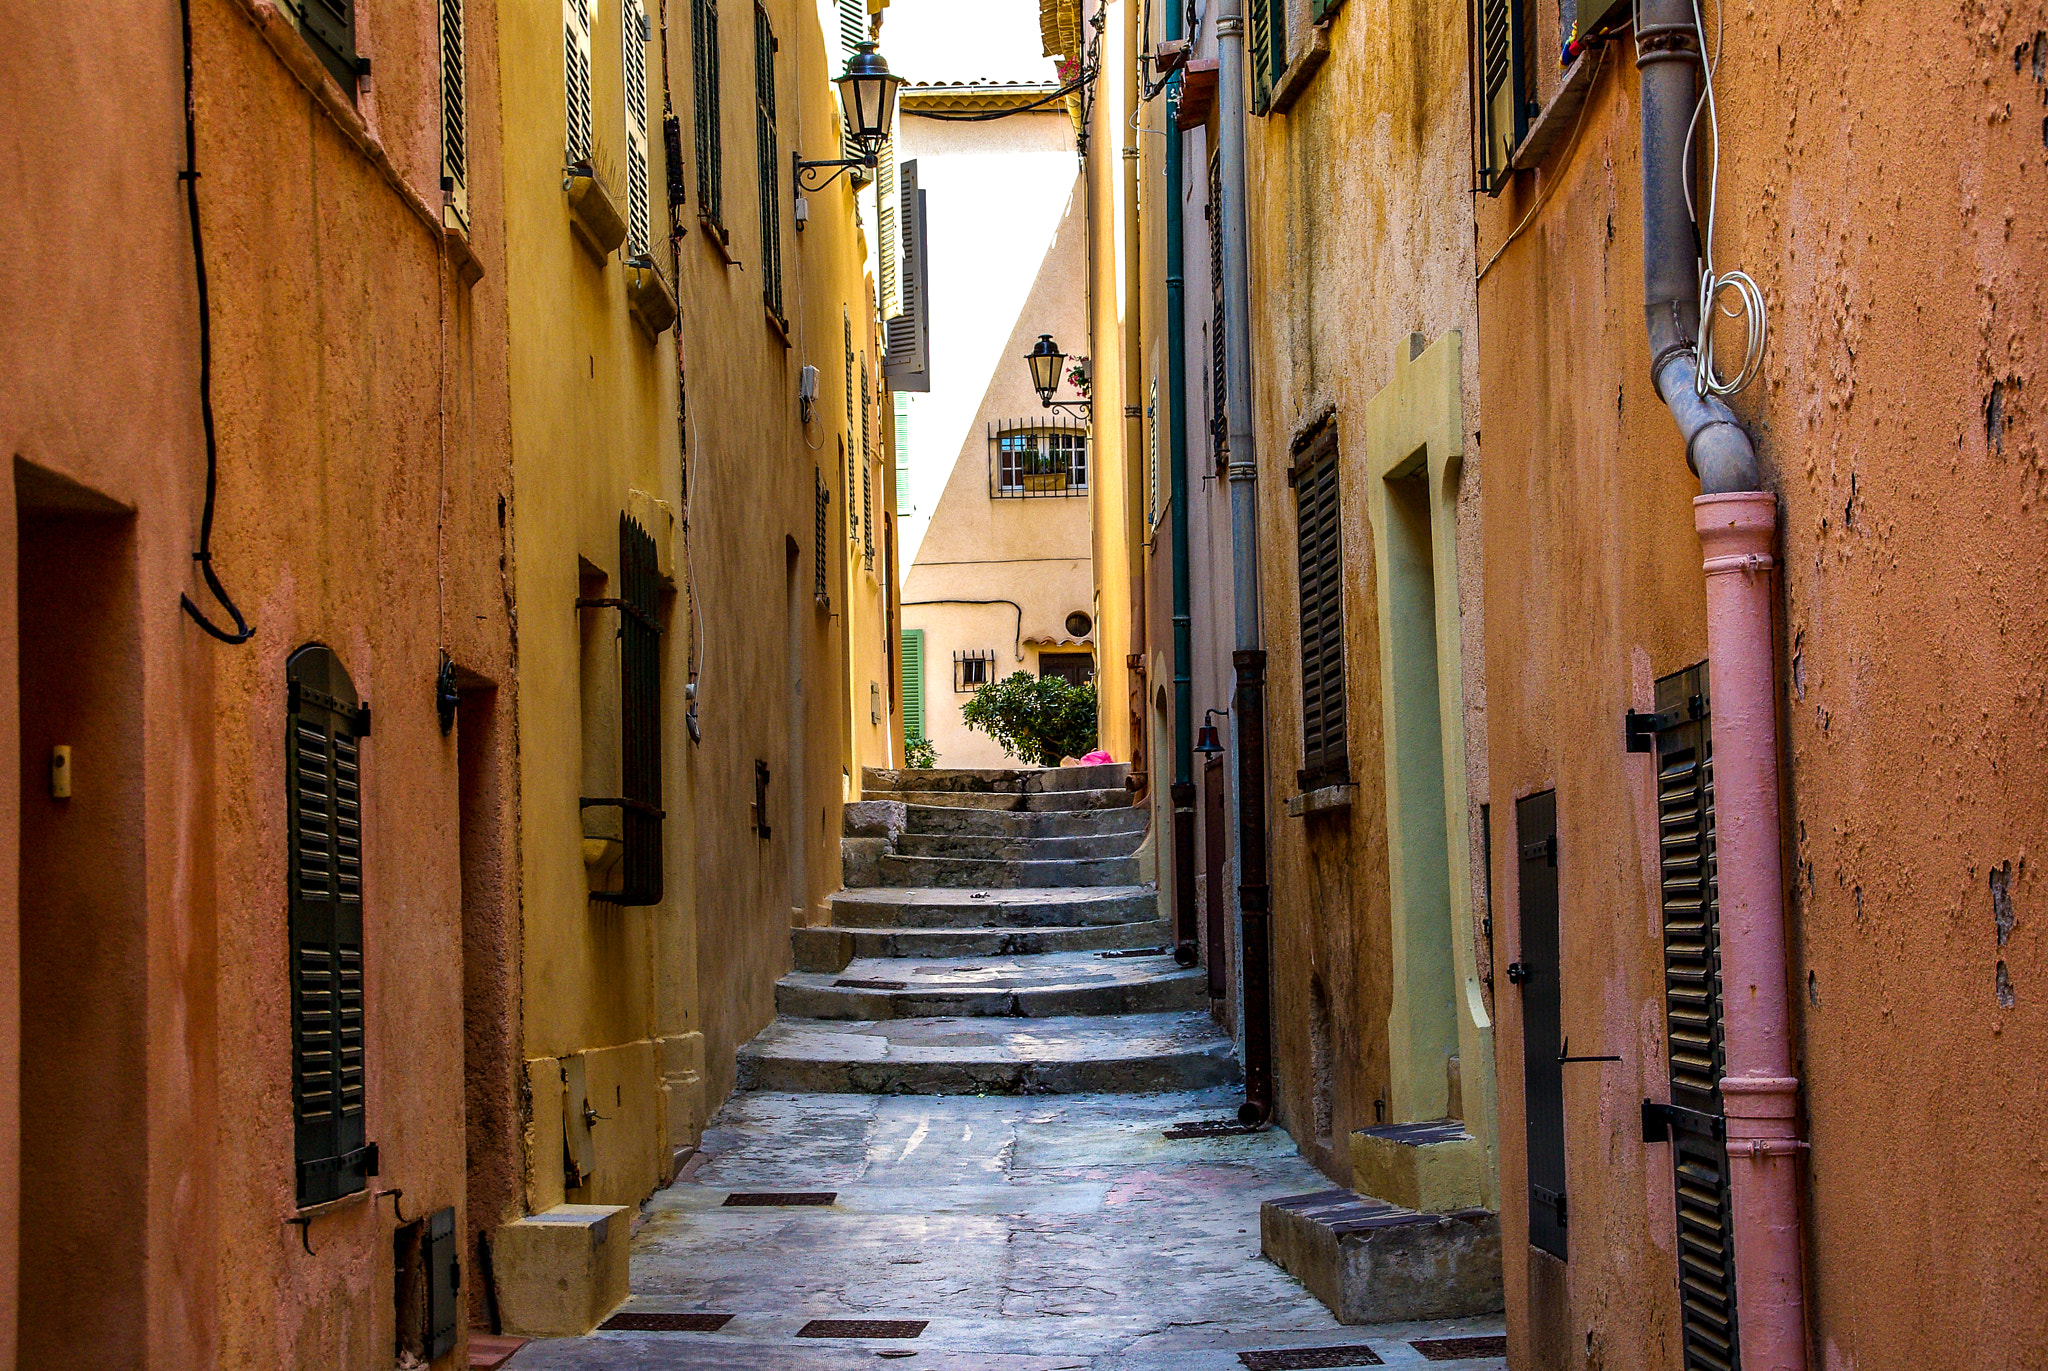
top-left (902, 802), bottom-right (1149, 839)
top-left (886, 788), bottom-right (1135, 813)
top-left (875, 854), bottom-right (1142, 889)
top-left (776, 955), bottom-right (1206, 1020)
top-left (796, 918), bottom-right (1171, 967)
top-left (830, 886), bottom-right (1159, 930)
top-left (490, 1203), bottom-right (632, 1336)
top-left (895, 830), bottom-right (1142, 861)
top-left (1259, 1190), bottom-right (1503, 1325)
top-left (1349, 1119), bottom-right (1488, 1214)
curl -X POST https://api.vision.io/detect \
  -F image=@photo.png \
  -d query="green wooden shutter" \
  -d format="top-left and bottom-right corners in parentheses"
top-left (901, 629), bottom-right (925, 739)
top-left (692, 0), bottom-right (723, 228)
top-left (287, 0), bottom-right (361, 93)
top-left (753, 3), bottom-right (783, 319)
top-left (1249, 0), bottom-right (1285, 114)
top-left (1207, 151), bottom-right (1226, 469)
top-left (1293, 434), bottom-right (1347, 787)
top-left (286, 644), bottom-right (374, 1207)
top-left (1476, 0), bottom-right (1527, 194)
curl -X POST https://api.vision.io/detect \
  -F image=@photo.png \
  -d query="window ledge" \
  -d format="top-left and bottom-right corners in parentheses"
top-left (764, 307), bottom-right (792, 349)
top-left (565, 166), bottom-right (628, 263)
top-left (1266, 21), bottom-right (1335, 116)
top-left (1510, 47), bottom-right (1601, 173)
top-left (626, 257), bottom-right (679, 337)
top-left (1286, 783), bottom-right (1357, 818)
top-left (699, 215), bottom-right (740, 266)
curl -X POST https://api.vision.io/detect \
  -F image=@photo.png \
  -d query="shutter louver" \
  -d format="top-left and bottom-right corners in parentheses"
top-left (691, 0), bottom-right (723, 228)
top-left (1650, 663), bottom-right (1741, 1371)
top-left (286, 645), bottom-right (374, 1208)
top-left (877, 137), bottom-right (900, 318)
top-left (623, 0), bottom-right (652, 253)
top-left (441, 0), bottom-right (467, 224)
top-left (1207, 152), bottom-right (1226, 466)
top-left (894, 392), bottom-right (911, 508)
top-left (815, 467), bottom-right (831, 606)
top-left (862, 355), bottom-right (874, 570)
top-left (753, 4), bottom-right (784, 319)
top-left (1248, 0), bottom-right (1283, 114)
top-left (901, 629), bottom-right (925, 739)
top-left (1476, 0), bottom-right (1526, 193)
top-left (838, 0), bottom-right (870, 167)
top-left (565, 0), bottom-right (594, 165)
top-left (1293, 436), bottom-right (1347, 788)
top-left (883, 161), bottom-right (930, 391)
top-left (296, 0), bottom-right (360, 92)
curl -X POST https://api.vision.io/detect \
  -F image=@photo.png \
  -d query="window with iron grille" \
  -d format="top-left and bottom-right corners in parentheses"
top-left (622, 0), bottom-right (652, 253)
top-left (814, 466), bottom-right (830, 607)
top-left (954, 649), bottom-right (994, 692)
top-left (691, 0), bottom-right (723, 230)
top-left (1475, 0), bottom-right (1528, 194)
top-left (285, 644), bottom-right (375, 1207)
top-left (990, 422), bottom-right (1088, 497)
top-left (753, 4), bottom-right (784, 320)
top-left (1293, 432), bottom-right (1347, 788)
top-left (578, 515), bottom-right (665, 906)
top-left (564, 0), bottom-right (594, 165)
top-left (440, 0), bottom-right (467, 224)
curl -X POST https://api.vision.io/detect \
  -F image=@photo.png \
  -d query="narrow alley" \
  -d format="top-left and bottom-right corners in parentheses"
top-left (514, 765), bottom-right (1506, 1370)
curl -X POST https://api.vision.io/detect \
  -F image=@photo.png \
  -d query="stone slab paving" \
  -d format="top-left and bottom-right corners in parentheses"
top-left (509, 1089), bottom-right (1505, 1371)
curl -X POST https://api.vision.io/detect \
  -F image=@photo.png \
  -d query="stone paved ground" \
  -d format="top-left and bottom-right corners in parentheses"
top-left (510, 1087), bottom-right (1507, 1371)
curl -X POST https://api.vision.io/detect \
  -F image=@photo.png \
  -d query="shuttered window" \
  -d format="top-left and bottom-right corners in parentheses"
top-left (1515, 790), bottom-right (1568, 1260)
top-left (1293, 433), bottom-right (1347, 788)
top-left (815, 466), bottom-right (831, 606)
top-left (1248, 0), bottom-right (1286, 114)
top-left (286, 645), bottom-right (375, 1207)
top-left (1475, 0), bottom-right (1527, 194)
top-left (883, 161), bottom-right (930, 391)
top-left (862, 355), bottom-right (875, 570)
top-left (837, 0), bottom-right (871, 171)
top-left (901, 629), bottom-right (926, 739)
top-left (440, 0), bottom-right (467, 224)
top-left (877, 138), bottom-right (900, 318)
top-left (691, 0), bottom-right (723, 229)
top-left (1649, 663), bottom-right (1741, 1369)
top-left (622, 0), bottom-right (652, 253)
top-left (565, 0), bottom-right (594, 165)
top-left (282, 0), bottom-right (362, 94)
top-left (753, 4), bottom-right (784, 319)
top-left (578, 515), bottom-right (666, 905)
top-left (1207, 151), bottom-right (1226, 468)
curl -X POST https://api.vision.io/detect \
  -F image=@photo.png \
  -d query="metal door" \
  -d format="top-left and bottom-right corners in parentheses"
top-left (1515, 789), bottom-right (1567, 1259)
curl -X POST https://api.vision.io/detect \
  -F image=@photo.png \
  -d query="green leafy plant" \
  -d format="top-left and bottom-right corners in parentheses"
top-left (903, 736), bottom-right (937, 769)
top-left (960, 672), bottom-right (1098, 767)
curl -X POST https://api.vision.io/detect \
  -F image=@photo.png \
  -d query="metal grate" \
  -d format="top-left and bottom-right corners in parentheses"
top-left (1412, 1335), bottom-right (1508, 1360)
top-left (1239, 1347), bottom-right (1383, 1370)
top-left (797, 1320), bottom-right (928, 1339)
top-left (1097, 947), bottom-right (1169, 959)
top-left (833, 978), bottom-right (907, 990)
top-left (601, 1312), bottom-right (735, 1332)
top-left (1163, 1119), bottom-right (1261, 1140)
top-left (988, 419), bottom-right (1089, 498)
top-left (722, 1192), bottom-right (836, 1206)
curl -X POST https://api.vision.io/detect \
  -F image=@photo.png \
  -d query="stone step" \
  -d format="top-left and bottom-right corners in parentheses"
top-left (863, 763), bottom-right (1129, 795)
top-left (886, 788), bottom-right (1134, 813)
top-left (902, 801), bottom-right (1149, 839)
top-left (791, 918), bottom-right (1172, 973)
top-left (1260, 1190), bottom-right (1503, 1325)
top-left (895, 830), bottom-right (1142, 861)
top-left (776, 952), bottom-right (1205, 1019)
top-left (830, 886), bottom-right (1158, 930)
top-left (734, 1010), bottom-right (1240, 1095)
top-left (876, 853), bottom-right (1142, 889)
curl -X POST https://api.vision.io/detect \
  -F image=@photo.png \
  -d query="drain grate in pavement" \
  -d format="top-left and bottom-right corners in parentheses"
top-left (1238, 1346), bottom-right (1384, 1369)
top-left (1163, 1119), bottom-right (1263, 1139)
top-left (722, 1192), bottom-right (837, 1206)
top-left (1096, 947), bottom-right (1169, 958)
top-left (796, 1319), bottom-right (928, 1339)
top-left (599, 1312), bottom-right (734, 1332)
top-left (833, 979), bottom-right (909, 990)
top-left (1411, 1336), bottom-right (1508, 1360)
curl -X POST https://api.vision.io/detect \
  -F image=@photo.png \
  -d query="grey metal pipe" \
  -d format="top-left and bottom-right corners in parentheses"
top-left (1215, 0), bottom-right (1272, 1127)
top-left (1637, 2), bottom-right (1757, 495)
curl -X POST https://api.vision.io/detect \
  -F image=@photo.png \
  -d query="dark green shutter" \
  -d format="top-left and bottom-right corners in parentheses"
top-left (1207, 151), bottom-right (1227, 469)
top-left (754, 3), bottom-right (784, 319)
top-left (901, 629), bottom-right (925, 739)
top-left (1649, 663), bottom-right (1741, 1370)
top-left (1515, 789), bottom-right (1567, 1259)
top-left (1293, 435), bottom-right (1347, 788)
top-left (425, 1207), bottom-right (460, 1360)
top-left (291, 0), bottom-right (361, 93)
top-left (1476, 0), bottom-right (1528, 193)
top-left (692, 0), bottom-right (723, 228)
top-left (286, 644), bottom-right (374, 1207)
top-left (1249, 0), bottom-right (1286, 114)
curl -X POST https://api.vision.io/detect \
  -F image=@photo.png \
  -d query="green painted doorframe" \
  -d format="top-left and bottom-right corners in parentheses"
top-left (1361, 330), bottom-right (1498, 1203)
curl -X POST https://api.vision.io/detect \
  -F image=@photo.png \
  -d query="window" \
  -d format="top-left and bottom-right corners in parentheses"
top-left (1038, 652), bottom-right (1095, 687)
top-left (882, 160), bottom-right (930, 390)
top-left (900, 629), bottom-right (926, 739)
top-left (285, 644), bottom-right (374, 1207)
top-left (1248, 0), bottom-right (1286, 114)
top-left (691, 0), bottom-right (723, 230)
top-left (991, 424), bottom-right (1088, 497)
top-left (1293, 431), bottom-right (1347, 787)
top-left (622, 0), bottom-right (652, 253)
top-left (837, 0), bottom-right (873, 173)
top-left (1207, 151), bottom-right (1226, 467)
top-left (954, 649), bottom-right (994, 692)
top-left (565, 0), bottom-right (594, 166)
top-left (753, 3), bottom-right (784, 320)
top-left (814, 466), bottom-right (830, 606)
top-left (285, 0), bottom-right (362, 94)
top-left (862, 355), bottom-right (874, 569)
top-left (441, 0), bottom-right (467, 225)
top-left (1476, 0), bottom-right (1528, 193)
top-left (578, 516), bottom-right (666, 905)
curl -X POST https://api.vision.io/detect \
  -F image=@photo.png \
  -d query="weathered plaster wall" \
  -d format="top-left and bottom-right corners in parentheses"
top-left (1477, 2), bottom-right (2048, 1366)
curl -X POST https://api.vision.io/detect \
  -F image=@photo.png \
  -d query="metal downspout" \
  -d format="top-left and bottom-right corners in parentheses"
top-left (1216, 0), bottom-right (1271, 1127)
top-left (1637, 5), bottom-right (1807, 1365)
top-left (1164, 3), bottom-right (1199, 971)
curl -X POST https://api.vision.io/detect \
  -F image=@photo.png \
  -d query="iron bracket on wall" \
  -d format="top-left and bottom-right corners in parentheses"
top-left (1505, 960), bottom-right (1534, 985)
top-left (1641, 1099), bottom-right (1727, 1143)
top-left (1532, 1184), bottom-right (1568, 1228)
top-left (1557, 1036), bottom-right (1622, 1065)
top-left (1624, 691), bottom-right (1706, 751)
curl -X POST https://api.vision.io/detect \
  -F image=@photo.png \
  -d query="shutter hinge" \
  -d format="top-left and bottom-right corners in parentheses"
top-left (1625, 693), bottom-right (1708, 751)
top-left (1519, 835), bottom-right (1556, 866)
top-left (1641, 1099), bottom-right (1726, 1143)
top-left (1532, 1184), bottom-right (1567, 1227)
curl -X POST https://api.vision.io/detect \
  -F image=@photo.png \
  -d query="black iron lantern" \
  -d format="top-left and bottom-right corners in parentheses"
top-left (836, 41), bottom-right (904, 155)
top-left (1025, 334), bottom-right (1066, 406)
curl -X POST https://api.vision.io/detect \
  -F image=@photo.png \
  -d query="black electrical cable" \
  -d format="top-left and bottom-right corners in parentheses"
top-left (177, 0), bottom-right (255, 645)
top-left (905, 66), bottom-right (1097, 122)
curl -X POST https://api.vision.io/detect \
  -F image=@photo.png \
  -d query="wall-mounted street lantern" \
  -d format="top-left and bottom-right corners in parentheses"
top-left (1024, 334), bottom-right (1092, 419)
top-left (1195, 707), bottom-right (1228, 757)
top-left (794, 41), bottom-right (906, 193)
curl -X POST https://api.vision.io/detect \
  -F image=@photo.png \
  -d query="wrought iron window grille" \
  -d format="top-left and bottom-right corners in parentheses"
top-left (953, 649), bottom-right (995, 692)
top-left (988, 418), bottom-right (1089, 499)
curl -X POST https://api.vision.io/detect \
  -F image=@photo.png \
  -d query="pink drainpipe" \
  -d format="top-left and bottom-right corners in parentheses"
top-left (1695, 492), bottom-right (1808, 1371)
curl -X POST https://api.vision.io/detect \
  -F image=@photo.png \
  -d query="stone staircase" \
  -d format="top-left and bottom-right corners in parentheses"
top-left (735, 763), bottom-right (1241, 1096)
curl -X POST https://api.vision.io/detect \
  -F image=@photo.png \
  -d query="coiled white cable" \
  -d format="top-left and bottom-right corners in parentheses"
top-left (1687, 0), bottom-right (1766, 397)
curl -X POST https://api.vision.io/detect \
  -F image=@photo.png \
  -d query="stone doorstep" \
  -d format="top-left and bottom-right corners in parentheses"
top-left (1349, 1119), bottom-right (1487, 1214)
top-left (1260, 1190), bottom-right (1503, 1326)
top-left (791, 920), bottom-right (1173, 972)
top-left (491, 1204), bottom-right (633, 1337)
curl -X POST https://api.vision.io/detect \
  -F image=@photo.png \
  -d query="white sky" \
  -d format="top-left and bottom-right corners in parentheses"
top-left (877, 0), bottom-right (1057, 87)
